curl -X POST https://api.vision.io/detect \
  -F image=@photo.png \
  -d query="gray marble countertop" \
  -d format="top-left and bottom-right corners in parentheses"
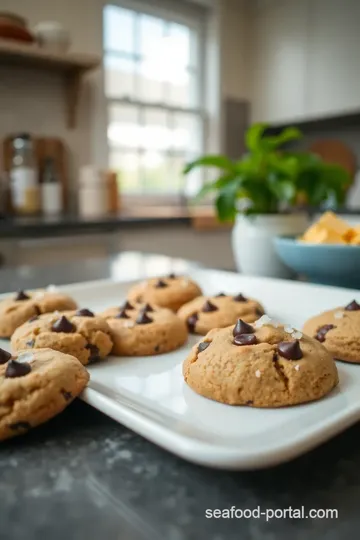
top-left (1, 253), bottom-right (360, 540)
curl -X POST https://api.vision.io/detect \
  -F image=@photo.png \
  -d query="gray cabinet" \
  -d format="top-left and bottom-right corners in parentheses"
top-left (251, 0), bottom-right (360, 124)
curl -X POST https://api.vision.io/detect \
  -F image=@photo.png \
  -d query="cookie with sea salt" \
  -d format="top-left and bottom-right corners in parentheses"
top-left (183, 316), bottom-right (338, 407)
top-left (127, 274), bottom-right (202, 312)
top-left (0, 348), bottom-right (89, 441)
top-left (100, 302), bottom-right (188, 356)
top-left (303, 299), bottom-right (360, 363)
top-left (0, 288), bottom-right (77, 338)
top-left (11, 309), bottom-right (113, 365)
top-left (177, 292), bottom-right (264, 334)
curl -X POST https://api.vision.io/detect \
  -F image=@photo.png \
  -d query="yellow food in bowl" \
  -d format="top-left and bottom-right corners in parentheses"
top-left (300, 211), bottom-right (360, 245)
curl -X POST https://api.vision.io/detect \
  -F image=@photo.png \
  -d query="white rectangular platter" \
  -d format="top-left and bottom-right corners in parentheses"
top-left (2, 269), bottom-right (360, 470)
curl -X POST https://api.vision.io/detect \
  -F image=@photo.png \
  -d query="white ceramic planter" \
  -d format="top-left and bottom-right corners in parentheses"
top-left (231, 213), bottom-right (309, 278)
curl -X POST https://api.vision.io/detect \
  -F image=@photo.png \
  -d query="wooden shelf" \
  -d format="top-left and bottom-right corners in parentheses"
top-left (0, 39), bottom-right (100, 129)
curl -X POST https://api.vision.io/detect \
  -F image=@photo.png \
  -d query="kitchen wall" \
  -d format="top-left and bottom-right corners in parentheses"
top-left (0, 0), bottom-right (103, 188)
top-left (0, 0), bottom-right (251, 181)
top-left (250, 0), bottom-right (360, 124)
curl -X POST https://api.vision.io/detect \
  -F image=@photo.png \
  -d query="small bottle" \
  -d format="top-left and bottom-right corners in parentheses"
top-left (78, 166), bottom-right (107, 218)
top-left (41, 157), bottom-right (62, 215)
top-left (10, 134), bottom-right (40, 214)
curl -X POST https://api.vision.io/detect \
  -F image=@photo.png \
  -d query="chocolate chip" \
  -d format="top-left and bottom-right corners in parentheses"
top-left (202, 300), bottom-right (218, 313)
top-left (76, 308), bottom-right (94, 317)
top-left (168, 273), bottom-right (176, 279)
top-left (234, 334), bottom-right (258, 346)
top-left (245, 400), bottom-right (253, 406)
top-left (115, 308), bottom-right (130, 319)
top-left (256, 307), bottom-right (264, 317)
top-left (26, 339), bottom-right (35, 348)
top-left (154, 345), bottom-right (160, 353)
top-left (315, 324), bottom-right (335, 343)
top-left (28, 315), bottom-right (39, 323)
top-left (52, 316), bottom-right (75, 333)
top-left (136, 311), bottom-right (153, 324)
top-left (277, 340), bottom-right (303, 360)
top-left (9, 422), bottom-right (31, 431)
top-left (61, 389), bottom-right (73, 401)
top-left (5, 359), bottom-right (31, 378)
top-left (155, 279), bottom-right (168, 288)
top-left (197, 342), bottom-right (210, 353)
top-left (233, 319), bottom-right (254, 336)
top-left (187, 313), bottom-right (198, 332)
top-left (142, 303), bottom-right (154, 312)
top-left (15, 290), bottom-right (30, 301)
top-left (234, 293), bottom-right (247, 302)
top-left (120, 301), bottom-right (134, 311)
top-left (0, 348), bottom-right (11, 365)
top-left (85, 343), bottom-right (101, 363)
top-left (216, 293), bottom-right (226, 297)
top-left (345, 300), bottom-right (360, 311)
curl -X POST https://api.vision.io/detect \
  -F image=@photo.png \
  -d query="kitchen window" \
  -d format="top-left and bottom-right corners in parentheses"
top-left (103, 1), bottom-right (205, 202)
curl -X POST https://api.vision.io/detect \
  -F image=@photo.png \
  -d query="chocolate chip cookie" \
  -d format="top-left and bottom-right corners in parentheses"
top-left (303, 299), bottom-right (360, 363)
top-left (127, 274), bottom-right (202, 312)
top-left (177, 292), bottom-right (264, 335)
top-left (183, 315), bottom-right (338, 407)
top-left (100, 302), bottom-right (188, 356)
top-left (11, 309), bottom-right (113, 365)
top-left (0, 347), bottom-right (89, 441)
top-left (0, 289), bottom-right (77, 338)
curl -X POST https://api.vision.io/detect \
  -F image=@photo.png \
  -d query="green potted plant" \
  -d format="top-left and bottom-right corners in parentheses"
top-left (184, 123), bottom-right (350, 277)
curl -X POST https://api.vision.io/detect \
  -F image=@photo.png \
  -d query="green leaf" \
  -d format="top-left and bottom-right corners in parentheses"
top-left (245, 123), bottom-right (268, 152)
top-left (183, 155), bottom-right (235, 175)
top-left (215, 191), bottom-right (237, 222)
top-left (185, 122), bottom-right (349, 215)
top-left (268, 173), bottom-right (296, 203)
top-left (194, 173), bottom-right (238, 202)
top-left (262, 127), bottom-right (302, 151)
top-left (240, 178), bottom-right (277, 213)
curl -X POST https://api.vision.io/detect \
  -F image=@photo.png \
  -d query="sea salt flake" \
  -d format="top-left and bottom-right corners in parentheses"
top-left (181, 279), bottom-right (189, 288)
top-left (46, 284), bottom-right (58, 293)
top-left (254, 314), bottom-right (272, 328)
top-left (334, 311), bottom-right (344, 319)
top-left (294, 364), bottom-right (300, 371)
top-left (17, 352), bottom-right (35, 364)
top-left (255, 369), bottom-right (261, 378)
top-left (284, 325), bottom-right (294, 334)
top-left (292, 331), bottom-right (303, 339)
top-left (53, 311), bottom-right (60, 316)
top-left (124, 321), bottom-right (135, 328)
top-left (34, 291), bottom-right (45, 299)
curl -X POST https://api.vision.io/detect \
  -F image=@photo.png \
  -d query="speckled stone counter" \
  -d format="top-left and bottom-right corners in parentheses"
top-left (1, 253), bottom-right (360, 540)
top-left (2, 399), bottom-right (360, 540)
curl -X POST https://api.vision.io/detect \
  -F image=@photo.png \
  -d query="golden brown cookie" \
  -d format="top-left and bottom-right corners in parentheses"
top-left (0, 289), bottom-right (77, 338)
top-left (127, 274), bottom-right (202, 312)
top-left (0, 347), bottom-right (89, 441)
top-left (177, 292), bottom-right (264, 335)
top-left (183, 316), bottom-right (338, 407)
top-left (303, 299), bottom-right (360, 363)
top-left (100, 301), bottom-right (188, 356)
top-left (11, 309), bottom-right (113, 365)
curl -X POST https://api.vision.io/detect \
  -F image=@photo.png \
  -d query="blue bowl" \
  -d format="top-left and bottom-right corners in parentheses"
top-left (273, 236), bottom-right (360, 288)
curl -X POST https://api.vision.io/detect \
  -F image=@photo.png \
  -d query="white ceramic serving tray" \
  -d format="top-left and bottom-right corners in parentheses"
top-left (2, 269), bottom-right (360, 470)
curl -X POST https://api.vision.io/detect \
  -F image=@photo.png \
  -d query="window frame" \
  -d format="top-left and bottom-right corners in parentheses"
top-left (102, 0), bottom-right (207, 204)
